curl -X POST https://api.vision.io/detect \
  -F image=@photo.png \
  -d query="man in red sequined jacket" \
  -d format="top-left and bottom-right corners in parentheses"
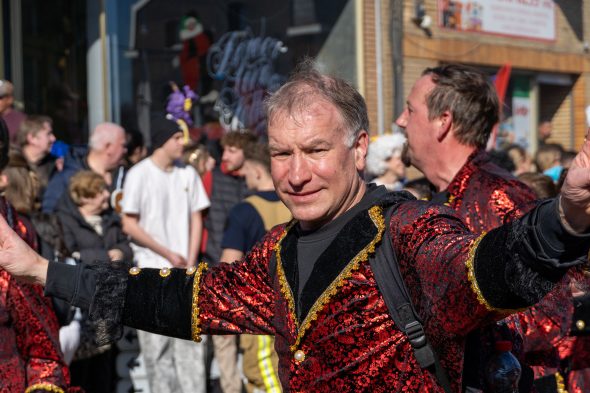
top-left (396, 64), bottom-right (540, 392)
top-left (0, 118), bottom-right (72, 393)
top-left (396, 64), bottom-right (581, 393)
top-left (2, 63), bottom-right (590, 393)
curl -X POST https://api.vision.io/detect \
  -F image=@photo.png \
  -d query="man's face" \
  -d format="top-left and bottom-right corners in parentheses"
top-left (395, 75), bottom-right (438, 174)
top-left (269, 101), bottom-right (368, 231)
top-left (222, 145), bottom-right (245, 172)
top-left (106, 130), bottom-right (128, 169)
top-left (161, 132), bottom-right (185, 160)
top-left (28, 122), bottom-right (56, 154)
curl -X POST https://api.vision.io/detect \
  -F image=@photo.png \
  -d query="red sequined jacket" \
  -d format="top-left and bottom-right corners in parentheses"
top-left (105, 192), bottom-right (588, 393)
top-left (0, 198), bottom-right (71, 393)
top-left (450, 153), bottom-right (575, 345)
top-left (442, 150), bottom-right (536, 232)
top-left (442, 150), bottom-right (583, 392)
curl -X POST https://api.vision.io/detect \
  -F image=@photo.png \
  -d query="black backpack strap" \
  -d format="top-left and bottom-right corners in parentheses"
top-left (370, 206), bottom-right (453, 393)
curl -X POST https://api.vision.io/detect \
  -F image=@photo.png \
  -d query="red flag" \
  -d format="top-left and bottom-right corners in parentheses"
top-left (494, 64), bottom-right (512, 109)
top-left (487, 64), bottom-right (512, 151)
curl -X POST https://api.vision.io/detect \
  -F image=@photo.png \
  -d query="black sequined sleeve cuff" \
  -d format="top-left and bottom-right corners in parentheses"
top-left (472, 198), bottom-right (590, 311)
top-left (121, 265), bottom-right (198, 341)
top-left (48, 261), bottom-right (202, 345)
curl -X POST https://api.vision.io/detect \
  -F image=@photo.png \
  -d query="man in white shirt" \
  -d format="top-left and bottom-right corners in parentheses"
top-left (121, 115), bottom-right (210, 393)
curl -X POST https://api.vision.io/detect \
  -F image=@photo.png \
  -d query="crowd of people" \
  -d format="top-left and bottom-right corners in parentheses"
top-left (0, 61), bottom-right (588, 393)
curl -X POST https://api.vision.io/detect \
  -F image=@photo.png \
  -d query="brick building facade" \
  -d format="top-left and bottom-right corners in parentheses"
top-left (360, 0), bottom-right (590, 152)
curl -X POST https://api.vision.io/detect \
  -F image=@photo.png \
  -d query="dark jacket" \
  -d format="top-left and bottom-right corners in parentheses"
top-left (55, 193), bottom-right (132, 264)
top-left (42, 146), bottom-right (89, 213)
top-left (34, 153), bottom-right (60, 193)
top-left (42, 145), bottom-right (126, 213)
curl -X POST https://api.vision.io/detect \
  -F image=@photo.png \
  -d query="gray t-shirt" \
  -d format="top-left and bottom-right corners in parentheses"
top-left (296, 185), bottom-right (388, 297)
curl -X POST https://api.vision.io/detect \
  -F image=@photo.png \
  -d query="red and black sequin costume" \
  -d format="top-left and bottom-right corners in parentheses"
top-left (526, 273), bottom-right (590, 393)
top-left (440, 150), bottom-right (581, 392)
top-left (440, 150), bottom-right (536, 233)
top-left (99, 189), bottom-right (589, 393)
top-left (0, 197), bottom-right (72, 393)
top-left (435, 150), bottom-right (536, 390)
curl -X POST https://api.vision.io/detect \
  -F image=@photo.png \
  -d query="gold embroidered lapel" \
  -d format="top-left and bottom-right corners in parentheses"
top-left (274, 205), bottom-right (386, 352)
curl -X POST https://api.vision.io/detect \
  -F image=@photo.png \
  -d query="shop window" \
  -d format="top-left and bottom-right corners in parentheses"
top-left (118, 0), bottom-right (356, 139)
top-left (20, 0), bottom-right (87, 143)
top-left (539, 84), bottom-right (572, 148)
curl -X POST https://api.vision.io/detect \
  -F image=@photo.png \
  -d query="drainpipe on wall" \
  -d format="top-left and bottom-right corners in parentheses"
top-left (100, 0), bottom-right (110, 122)
top-left (355, 0), bottom-right (364, 97)
top-left (87, 0), bottom-right (111, 130)
top-left (375, 0), bottom-right (384, 134)
top-left (391, 0), bottom-right (404, 123)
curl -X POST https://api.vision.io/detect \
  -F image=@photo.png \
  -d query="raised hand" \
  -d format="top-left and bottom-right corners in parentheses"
top-left (561, 128), bottom-right (590, 233)
top-left (0, 214), bottom-right (48, 285)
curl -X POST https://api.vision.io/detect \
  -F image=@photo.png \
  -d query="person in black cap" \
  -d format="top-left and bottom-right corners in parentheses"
top-left (120, 115), bottom-right (210, 393)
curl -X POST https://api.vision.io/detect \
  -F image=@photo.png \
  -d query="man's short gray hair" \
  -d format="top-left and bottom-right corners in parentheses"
top-left (265, 59), bottom-right (369, 147)
top-left (89, 122), bottom-right (124, 151)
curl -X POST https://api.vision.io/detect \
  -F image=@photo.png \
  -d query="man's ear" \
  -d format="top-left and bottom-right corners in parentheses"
top-left (435, 110), bottom-right (453, 142)
top-left (26, 133), bottom-right (35, 145)
top-left (254, 163), bottom-right (265, 180)
top-left (354, 130), bottom-right (369, 171)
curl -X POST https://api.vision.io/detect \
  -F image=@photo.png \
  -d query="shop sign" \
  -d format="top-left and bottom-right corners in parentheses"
top-left (438, 0), bottom-right (555, 41)
top-left (512, 96), bottom-right (531, 147)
